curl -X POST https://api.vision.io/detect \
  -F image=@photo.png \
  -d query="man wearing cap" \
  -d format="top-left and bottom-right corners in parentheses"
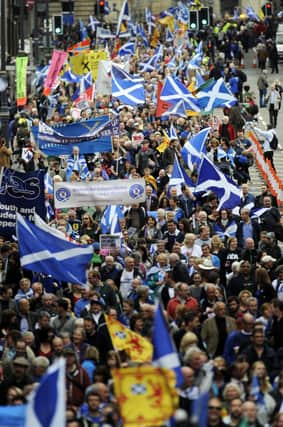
top-left (81, 293), bottom-right (106, 328)
top-left (64, 347), bottom-right (90, 410)
top-left (260, 231), bottom-right (281, 261)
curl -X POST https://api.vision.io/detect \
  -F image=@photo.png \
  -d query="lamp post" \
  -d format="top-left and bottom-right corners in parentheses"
top-left (0, 0), bottom-right (9, 142)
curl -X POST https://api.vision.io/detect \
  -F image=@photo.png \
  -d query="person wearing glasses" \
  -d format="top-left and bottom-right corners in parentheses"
top-left (208, 397), bottom-right (229, 427)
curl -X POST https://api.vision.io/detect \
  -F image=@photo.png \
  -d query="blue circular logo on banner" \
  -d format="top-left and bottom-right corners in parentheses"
top-left (129, 184), bottom-right (144, 200)
top-left (56, 187), bottom-right (71, 203)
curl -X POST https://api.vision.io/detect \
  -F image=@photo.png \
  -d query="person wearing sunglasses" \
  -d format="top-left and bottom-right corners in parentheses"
top-left (208, 397), bottom-right (228, 427)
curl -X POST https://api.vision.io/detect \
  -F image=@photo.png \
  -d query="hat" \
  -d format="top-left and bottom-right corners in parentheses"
top-left (198, 258), bottom-right (215, 270)
top-left (63, 347), bottom-right (76, 356)
top-left (266, 232), bottom-right (275, 240)
top-left (261, 255), bottom-right (276, 263)
top-left (13, 357), bottom-right (29, 367)
top-left (90, 296), bottom-right (104, 306)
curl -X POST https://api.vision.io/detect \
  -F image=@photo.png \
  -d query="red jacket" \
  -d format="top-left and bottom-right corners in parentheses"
top-left (167, 296), bottom-right (199, 320)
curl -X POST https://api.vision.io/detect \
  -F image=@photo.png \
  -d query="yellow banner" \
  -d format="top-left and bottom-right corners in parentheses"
top-left (69, 50), bottom-right (108, 80)
top-left (113, 366), bottom-right (178, 427)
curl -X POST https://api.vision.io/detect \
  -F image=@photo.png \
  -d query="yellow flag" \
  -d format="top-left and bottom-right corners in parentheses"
top-left (105, 315), bottom-right (153, 363)
top-left (159, 15), bottom-right (175, 32)
top-left (112, 366), bottom-right (178, 427)
top-left (151, 26), bottom-right (160, 48)
top-left (157, 131), bottom-right (170, 153)
top-left (69, 50), bottom-right (108, 80)
top-left (259, 9), bottom-right (265, 21)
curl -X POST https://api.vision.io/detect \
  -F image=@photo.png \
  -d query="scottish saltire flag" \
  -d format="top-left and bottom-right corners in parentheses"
top-left (72, 72), bottom-right (94, 104)
top-left (118, 41), bottom-right (135, 57)
top-left (44, 173), bottom-right (53, 198)
top-left (145, 8), bottom-right (156, 34)
top-left (17, 214), bottom-right (93, 285)
top-left (162, 99), bottom-right (188, 118)
top-left (101, 205), bottom-right (124, 234)
top-left (61, 69), bottom-right (81, 84)
top-left (177, 3), bottom-right (189, 24)
top-left (191, 364), bottom-right (213, 427)
top-left (33, 65), bottom-right (49, 87)
top-left (139, 54), bottom-right (159, 73)
top-left (232, 7), bottom-right (240, 20)
top-left (169, 155), bottom-right (195, 195)
top-left (251, 207), bottom-right (270, 219)
top-left (112, 65), bottom-right (145, 106)
top-left (160, 76), bottom-right (200, 113)
top-left (165, 27), bottom-right (174, 42)
top-left (79, 20), bottom-right (88, 40)
top-left (245, 6), bottom-right (260, 22)
top-left (88, 16), bottom-right (100, 32)
top-left (116, 0), bottom-right (130, 36)
top-left (153, 302), bottom-right (184, 388)
top-left (188, 53), bottom-right (203, 69)
top-left (181, 127), bottom-right (210, 171)
top-left (196, 77), bottom-right (236, 113)
top-left (137, 24), bottom-right (149, 47)
top-left (169, 123), bottom-right (178, 140)
top-left (25, 358), bottom-right (66, 427)
top-left (196, 156), bottom-right (241, 210)
top-left (0, 405), bottom-right (26, 427)
top-left (195, 70), bottom-right (205, 88)
top-left (250, 376), bottom-right (265, 405)
top-left (104, 0), bottom-right (110, 14)
top-left (195, 40), bottom-right (203, 55)
top-left (214, 222), bottom-right (238, 240)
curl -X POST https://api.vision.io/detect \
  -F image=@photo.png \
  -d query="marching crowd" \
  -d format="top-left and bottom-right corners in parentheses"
top-left (0, 11), bottom-right (283, 427)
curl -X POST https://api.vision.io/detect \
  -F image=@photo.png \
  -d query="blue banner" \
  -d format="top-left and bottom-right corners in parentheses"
top-left (0, 169), bottom-right (46, 237)
top-left (0, 405), bottom-right (26, 427)
top-left (32, 116), bottom-right (118, 156)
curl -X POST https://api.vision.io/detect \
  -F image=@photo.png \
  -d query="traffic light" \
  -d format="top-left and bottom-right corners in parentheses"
top-left (53, 15), bottom-right (63, 35)
top-left (198, 7), bottom-right (210, 30)
top-left (265, 2), bottom-right (272, 16)
top-left (98, 0), bottom-right (105, 15)
top-left (189, 11), bottom-right (198, 31)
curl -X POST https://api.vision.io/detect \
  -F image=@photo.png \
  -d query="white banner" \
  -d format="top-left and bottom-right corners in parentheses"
top-left (54, 179), bottom-right (146, 208)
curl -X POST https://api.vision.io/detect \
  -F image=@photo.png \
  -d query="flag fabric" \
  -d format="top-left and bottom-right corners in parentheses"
top-left (104, 0), bottom-right (111, 14)
top-left (157, 131), bottom-right (170, 153)
top-left (196, 77), bottom-right (236, 113)
top-left (191, 364), bottom-right (213, 427)
top-left (165, 27), bottom-right (174, 42)
top-left (137, 24), bottom-right (149, 48)
top-left (169, 123), bottom-right (178, 140)
top-left (101, 205), bottom-right (124, 234)
top-left (145, 8), bottom-right (156, 34)
top-left (156, 81), bottom-right (172, 117)
top-left (16, 56), bottom-right (28, 106)
top-left (88, 15), bottom-right (100, 32)
top-left (79, 19), bottom-right (88, 40)
top-left (67, 39), bottom-right (90, 54)
top-left (188, 53), bottom-right (203, 69)
top-left (116, 0), bottom-right (130, 36)
top-left (112, 64), bottom-right (145, 106)
top-left (61, 69), bottom-right (81, 84)
top-left (169, 155), bottom-right (195, 195)
top-left (25, 358), bottom-right (66, 427)
top-left (0, 405), bottom-right (26, 427)
top-left (250, 375), bottom-right (265, 405)
top-left (245, 6), bottom-right (260, 22)
top-left (162, 99), bottom-right (188, 118)
top-left (139, 54), bottom-right (159, 73)
top-left (112, 366), bottom-right (177, 427)
top-left (72, 72), bottom-right (94, 104)
top-left (44, 173), bottom-right (53, 198)
top-left (196, 156), bottom-right (241, 210)
top-left (118, 41), bottom-right (135, 57)
top-left (181, 127), bottom-right (210, 171)
top-left (195, 70), bottom-right (205, 89)
top-left (160, 76), bottom-right (200, 113)
top-left (213, 221), bottom-right (238, 240)
top-left (153, 303), bottom-right (184, 388)
top-left (44, 50), bottom-right (68, 96)
top-left (105, 315), bottom-right (153, 362)
top-left (17, 213), bottom-right (93, 285)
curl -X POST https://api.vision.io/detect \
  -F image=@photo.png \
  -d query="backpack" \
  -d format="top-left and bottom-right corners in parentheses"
top-left (270, 133), bottom-right (278, 150)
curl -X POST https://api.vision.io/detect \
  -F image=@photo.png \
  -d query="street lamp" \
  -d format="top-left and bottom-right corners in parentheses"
top-left (0, 0), bottom-right (9, 142)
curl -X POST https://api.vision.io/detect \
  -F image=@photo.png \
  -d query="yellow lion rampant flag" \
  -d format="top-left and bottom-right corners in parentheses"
top-left (105, 315), bottom-right (153, 363)
top-left (112, 366), bottom-right (178, 427)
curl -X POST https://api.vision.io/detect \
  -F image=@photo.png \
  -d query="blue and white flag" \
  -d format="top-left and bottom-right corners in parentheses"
top-left (72, 71), bottom-right (94, 104)
top-left (116, 0), bottom-right (130, 36)
top-left (118, 41), bottom-right (135, 57)
top-left (195, 70), bottom-right (205, 88)
top-left (160, 76), bottom-right (200, 113)
top-left (165, 27), bottom-right (174, 42)
top-left (169, 123), bottom-right (178, 140)
top-left (188, 53), bottom-right (203, 69)
top-left (44, 173), bottom-right (54, 198)
top-left (104, 0), bottom-right (111, 14)
top-left (169, 155), bottom-right (195, 195)
top-left (181, 127), bottom-right (210, 171)
top-left (162, 99), bottom-right (188, 118)
top-left (245, 6), bottom-right (260, 22)
top-left (196, 77), bottom-right (236, 113)
top-left (214, 221), bottom-right (238, 240)
top-left (79, 19), bottom-right (88, 40)
top-left (191, 364), bottom-right (213, 427)
top-left (153, 302), bottom-right (184, 388)
top-left (101, 205), bottom-right (124, 234)
top-left (250, 375), bottom-right (265, 405)
top-left (17, 214), bottom-right (93, 285)
top-left (33, 116), bottom-right (117, 156)
top-left (88, 15), bottom-right (100, 31)
top-left (196, 156), bottom-right (241, 210)
top-left (137, 24), bottom-right (149, 47)
top-left (61, 69), bottom-right (81, 84)
top-left (139, 54), bottom-right (159, 73)
top-left (145, 8), bottom-right (156, 34)
top-left (25, 358), bottom-right (66, 427)
top-left (112, 64), bottom-right (145, 106)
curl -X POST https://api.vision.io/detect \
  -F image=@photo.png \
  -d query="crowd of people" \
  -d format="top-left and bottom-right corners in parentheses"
top-left (0, 9), bottom-right (283, 427)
